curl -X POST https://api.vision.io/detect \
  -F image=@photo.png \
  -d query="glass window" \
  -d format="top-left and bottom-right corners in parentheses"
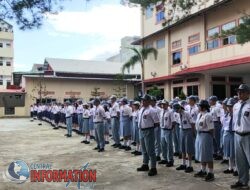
top-left (6, 43), bottom-right (11, 47)
top-left (222, 21), bottom-right (236, 31)
top-left (187, 85), bottom-right (199, 96)
top-left (172, 51), bottom-right (182, 65)
top-left (6, 62), bottom-right (11, 66)
top-left (156, 11), bottom-right (165, 23)
top-left (0, 61), bottom-right (3, 66)
top-left (0, 80), bottom-right (3, 85)
top-left (0, 43), bottom-right (3, 48)
top-left (172, 40), bottom-right (181, 49)
top-left (145, 43), bottom-right (153, 49)
top-left (173, 87), bottom-right (183, 98)
top-left (223, 35), bottom-right (236, 45)
top-left (189, 34), bottom-right (200, 43)
top-left (145, 5), bottom-right (154, 19)
top-left (188, 45), bottom-right (200, 55)
top-left (156, 39), bottom-right (165, 49)
top-left (207, 39), bottom-right (219, 50)
top-left (208, 27), bottom-right (219, 37)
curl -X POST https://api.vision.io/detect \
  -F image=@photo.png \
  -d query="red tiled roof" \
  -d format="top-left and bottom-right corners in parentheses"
top-left (0, 89), bottom-right (25, 93)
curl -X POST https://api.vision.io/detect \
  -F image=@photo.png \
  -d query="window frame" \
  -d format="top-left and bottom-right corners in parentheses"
top-left (172, 39), bottom-right (182, 49)
top-left (188, 43), bottom-right (201, 55)
top-left (188, 33), bottom-right (200, 43)
top-left (172, 50), bottom-right (182, 65)
top-left (156, 38), bottom-right (165, 49)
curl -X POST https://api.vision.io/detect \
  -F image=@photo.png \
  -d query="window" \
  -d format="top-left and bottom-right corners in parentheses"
top-left (207, 39), bottom-right (219, 50)
top-left (172, 51), bottom-right (182, 65)
top-left (188, 44), bottom-right (200, 55)
top-left (172, 40), bottom-right (181, 49)
top-left (145, 43), bottom-right (153, 49)
top-left (213, 84), bottom-right (226, 100)
top-left (229, 77), bottom-right (242, 83)
top-left (0, 61), bottom-right (3, 66)
top-left (156, 39), bottom-right (165, 49)
top-left (145, 5), bottom-right (153, 19)
top-left (0, 43), bottom-right (3, 48)
top-left (208, 27), bottom-right (219, 37)
top-left (0, 80), bottom-right (3, 85)
top-left (156, 11), bottom-right (165, 23)
top-left (187, 85), bottom-right (199, 96)
top-left (6, 43), bottom-right (11, 47)
top-left (222, 21), bottom-right (236, 31)
top-left (189, 34), bottom-right (200, 43)
top-left (173, 87), bottom-right (183, 98)
top-left (6, 62), bottom-right (11, 66)
top-left (5, 107), bottom-right (15, 115)
top-left (187, 78), bottom-right (199, 82)
top-left (223, 35), bottom-right (236, 45)
top-left (7, 81), bottom-right (11, 87)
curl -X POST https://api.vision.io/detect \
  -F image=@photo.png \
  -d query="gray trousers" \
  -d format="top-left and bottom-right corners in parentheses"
top-left (173, 124), bottom-right (180, 153)
top-left (235, 134), bottom-right (250, 185)
top-left (77, 114), bottom-right (83, 132)
top-left (66, 117), bottom-right (72, 136)
top-left (94, 122), bottom-right (105, 149)
top-left (161, 129), bottom-right (174, 162)
top-left (111, 118), bottom-right (120, 144)
top-left (154, 127), bottom-right (161, 157)
top-left (213, 121), bottom-right (222, 155)
top-left (140, 128), bottom-right (156, 168)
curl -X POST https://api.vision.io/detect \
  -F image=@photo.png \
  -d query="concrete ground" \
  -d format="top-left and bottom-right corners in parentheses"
top-left (0, 118), bottom-right (238, 190)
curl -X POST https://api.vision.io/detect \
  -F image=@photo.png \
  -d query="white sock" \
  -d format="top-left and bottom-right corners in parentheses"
top-left (87, 136), bottom-right (90, 142)
top-left (128, 140), bottom-right (131, 147)
top-left (208, 168), bottom-right (213, 173)
top-left (124, 140), bottom-right (127, 146)
top-left (229, 157), bottom-right (235, 170)
top-left (182, 159), bottom-right (186, 165)
top-left (201, 165), bottom-right (206, 172)
top-left (187, 160), bottom-right (192, 167)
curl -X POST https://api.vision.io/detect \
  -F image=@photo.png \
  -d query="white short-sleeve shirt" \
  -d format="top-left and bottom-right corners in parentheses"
top-left (210, 105), bottom-right (221, 122)
top-left (160, 108), bottom-right (175, 129)
top-left (179, 111), bottom-right (194, 129)
top-left (93, 105), bottom-right (106, 122)
top-left (110, 102), bottom-right (120, 117)
top-left (196, 112), bottom-right (214, 131)
top-left (138, 106), bottom-right (160, 129)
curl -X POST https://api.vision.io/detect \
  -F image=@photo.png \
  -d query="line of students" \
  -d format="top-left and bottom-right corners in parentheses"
top-left (30, 83), bottom-right (250, 189)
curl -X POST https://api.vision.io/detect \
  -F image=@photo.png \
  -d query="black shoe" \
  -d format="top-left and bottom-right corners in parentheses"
top-left (105, 141), bottom-right (109, 144)
top-left (125, 146), bottom-right (131, 151)
top-left (134, 151), bottom-right (142, 156)
top-left (233, 171), bottom-right (239, 176)
top-left (194, 170), bottom-right (207, 178)
top-left (114, 144), bottom-right (121, 148)
top-left (195, 160), bottom-right (200, 163)
top-left (81, 140), bottom-right (87, 143)
top-left (120, 138), bottom-right (124, 141)
top-left (148, 168), bottom-right (157, 176)
top-left (158, 160), bottom-right (168, 165)
top-left (137, 164), bottom-right (149, 172)
top-left (85, 141), bottom-right (90, 144)
top-left (221, 159), bottom-right (229, 164)
top-left (131, 142), bottom-right (136, 146)
top-left (65, 134), bottom-right (69, 136)
top-left (98, 148), bottom-right (105, 152)
top-left (119, 145), bottom-right (126, 149)
top-left (67, 135), bottom-right (72, 137)
top-left (185, 166), bottom-right (194, 173)
top-left (93, 147), bottom-right (99, 150)
top-left (53, 127), bottom-right (59, 130)
top-left (166, 161), bottom-right (174, 167)
top-left (231, 181), bottom-right (249, 189)
top-left (174, 152), bottom-right (179, 156)
top-left (205, 173), bottom-right (215, 182)
top-left (131, 150), bottom-right (137, 154)
top-left (214, 155), bottom-right (223, 160)
top-left (176, 165), bottom-right (186, 171)
top-left (111, 143), bottom-right (116, 147)
top-left (90, 136), bottom-right (95, 140)
top-left (224, 169), bottom-right (234, 174)
top-left (38, 123), bottom-right (42, 126)
top-left (156, 156), bottom-right (161, 161)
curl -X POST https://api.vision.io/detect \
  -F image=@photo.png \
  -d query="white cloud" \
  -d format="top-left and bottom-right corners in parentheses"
top-left (47, 4), bottom-right (141, 60)
top-left (47, 4), bottom-right (140, 38)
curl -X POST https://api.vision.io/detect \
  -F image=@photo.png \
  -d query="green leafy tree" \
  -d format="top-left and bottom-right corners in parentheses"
top-left (178, 90), bottom-right (186, 100)
top-left (91, 87), bottom-right (101, 98)
top-left (147, 85), bottom-right (163, 100)
top-left (121, 47), bottom-right (158, 95)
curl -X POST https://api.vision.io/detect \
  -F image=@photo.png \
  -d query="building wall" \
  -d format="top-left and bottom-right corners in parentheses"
top-left (24, 77), bottom-right (138, 116)
top-left (0, 21), bottom-right (14, 89)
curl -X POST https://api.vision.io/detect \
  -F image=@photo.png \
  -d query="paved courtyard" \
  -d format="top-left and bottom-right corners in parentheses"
top-left (0, 118), bottom-right (237, 190)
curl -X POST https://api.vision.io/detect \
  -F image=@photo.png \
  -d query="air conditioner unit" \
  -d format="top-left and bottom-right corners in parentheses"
top-left (180, 64), bottom-right (188, 70)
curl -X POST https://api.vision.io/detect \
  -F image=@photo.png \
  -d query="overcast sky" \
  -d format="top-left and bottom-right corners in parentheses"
top-left (12, 0), bottom-right (140, 71)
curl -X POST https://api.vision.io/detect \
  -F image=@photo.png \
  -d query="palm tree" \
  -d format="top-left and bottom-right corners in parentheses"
top-left (121, 47), bottom-right (158, 95)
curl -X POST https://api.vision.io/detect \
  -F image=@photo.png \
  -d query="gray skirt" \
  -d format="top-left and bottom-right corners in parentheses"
top-left (195, 132), bottom-right (214, 162)
top-left (82, 118), bottom-right (90, 134)
top-left (180, 128), bottom-right (195, 155)
top-left (223, 131), bottom-right (235, 158)
top-left (122, 116), bottom-right (131, 137)
top-left (104, 120), bottom-right (110, 135)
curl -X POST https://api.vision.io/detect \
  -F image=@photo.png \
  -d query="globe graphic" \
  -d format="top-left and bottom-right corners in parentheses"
top-left (7, 160), bottom-right (30, 183)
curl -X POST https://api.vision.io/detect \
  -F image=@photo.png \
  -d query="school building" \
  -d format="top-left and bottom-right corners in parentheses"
top-left (0, 20), bottom-right (14, 89)
top-left (0, 58), bottom-right (141, 117)
top-left (133, 0), bottom-right (250, 100)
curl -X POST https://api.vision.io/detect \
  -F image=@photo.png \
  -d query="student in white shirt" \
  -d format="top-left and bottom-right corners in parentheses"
top-left (81, 103), bottom-right (91, 144)
top-left (65, 101), bottom-right (74, 137)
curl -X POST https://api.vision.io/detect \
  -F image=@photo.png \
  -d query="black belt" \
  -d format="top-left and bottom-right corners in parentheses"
top-left (181, 128), bottom-right (192, 130)
top-left (111, 116), bottom-right (118, 118)
top-left (66, 116), bottom-right (72, 118)
top-left (161, 128), bottom-right (172, 131)
top-left (140, 126), bottom-right (155, 131)
top-left (235, 132), bottom-right (250, 136)
top-left (198, 131), bottom-right (211, 134)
